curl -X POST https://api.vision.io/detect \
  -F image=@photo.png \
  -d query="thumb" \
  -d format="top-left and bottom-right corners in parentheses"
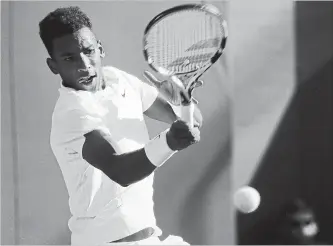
top-left (190, 80), bottom-right (204, 91)
top-left (189, 79), bottom-right (204, 98)
top-left (192, 97), bottom-right (199, 105)
top-left (143, 70), bottom-right (163, 88)
top-left (194, 79), bottom-right (204, 88)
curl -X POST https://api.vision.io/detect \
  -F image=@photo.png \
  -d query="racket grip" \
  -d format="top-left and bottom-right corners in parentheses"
top-left (181, 102), bottom-right (194, 128)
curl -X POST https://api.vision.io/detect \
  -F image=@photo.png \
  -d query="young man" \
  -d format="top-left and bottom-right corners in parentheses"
top-left (40, 6), bottom-right (202, 246)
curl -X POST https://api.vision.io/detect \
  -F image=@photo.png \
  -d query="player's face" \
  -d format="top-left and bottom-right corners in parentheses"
top-left (47, 27), bottom-right (105, 92)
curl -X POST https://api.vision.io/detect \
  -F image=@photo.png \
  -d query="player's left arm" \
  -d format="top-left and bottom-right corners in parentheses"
top-left (123, 70), bottom-right (202, 126)
top-left (144, 94), bottom-right (203, 127)
top-left (143, 93), bottom-right (178, 124)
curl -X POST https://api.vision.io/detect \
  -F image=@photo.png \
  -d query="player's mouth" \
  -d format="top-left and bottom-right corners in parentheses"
top-left (78, 74), bottom-right (97, 85)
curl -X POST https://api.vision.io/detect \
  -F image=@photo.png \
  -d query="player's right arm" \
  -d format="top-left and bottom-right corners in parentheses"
top-left (82, 120), bottom-right (200, 187)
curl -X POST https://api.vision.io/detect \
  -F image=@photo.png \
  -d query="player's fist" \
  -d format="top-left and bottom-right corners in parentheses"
top-left (166, 120), bottom-right (200, 151)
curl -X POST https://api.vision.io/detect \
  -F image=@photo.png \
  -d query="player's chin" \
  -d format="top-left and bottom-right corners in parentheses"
top-left (76, 79), bottom-right (96, 91)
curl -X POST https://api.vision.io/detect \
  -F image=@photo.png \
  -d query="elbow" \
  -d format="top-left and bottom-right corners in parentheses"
top-left (102, 173), bottom-right (131, 187)
top-left (108, 171), bottom-right (132, 187)
top-left (117, 179), bottom-right (131, 187)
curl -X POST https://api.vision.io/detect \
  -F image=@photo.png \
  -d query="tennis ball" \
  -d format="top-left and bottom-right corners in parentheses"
top-left (234, 186), bottom-right (261, 213)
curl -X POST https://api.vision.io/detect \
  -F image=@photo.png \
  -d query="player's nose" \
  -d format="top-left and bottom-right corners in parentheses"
top-left (77, 53), bottom-right (93, 74)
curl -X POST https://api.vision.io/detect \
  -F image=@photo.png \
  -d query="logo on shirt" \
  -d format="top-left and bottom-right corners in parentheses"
top-left (66, 148), bottom-right (78, 155)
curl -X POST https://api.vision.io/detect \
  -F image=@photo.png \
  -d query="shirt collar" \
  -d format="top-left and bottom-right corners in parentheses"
top-left (58, 66), bottom-right (119, 95)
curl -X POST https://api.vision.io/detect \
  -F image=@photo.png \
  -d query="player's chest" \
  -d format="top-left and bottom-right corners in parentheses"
top-left (83, 83), bottom-right (143, 122)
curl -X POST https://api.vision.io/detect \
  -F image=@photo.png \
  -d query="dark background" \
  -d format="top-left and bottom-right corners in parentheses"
top-left (237, 2), bottom-right (333, 244)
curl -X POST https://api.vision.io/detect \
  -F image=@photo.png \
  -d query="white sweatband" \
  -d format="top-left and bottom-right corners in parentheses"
top-left (144, 129), bottom-right (177, 167)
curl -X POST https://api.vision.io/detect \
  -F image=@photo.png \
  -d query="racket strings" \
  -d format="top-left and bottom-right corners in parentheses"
top-left (145, 9), bottom-right (225, 74)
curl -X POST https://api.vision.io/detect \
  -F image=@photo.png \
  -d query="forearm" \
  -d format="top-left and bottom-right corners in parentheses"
top-left (104, 148), bottom-right (157, 187)
top-left (172, 103), bottom-right (203, 128)
top-left (83, 129), bottom-right (176, 187)
top-left (144, 94), bottom-right (203, 126)
top-left (144, 95), bottom-right (178, 124)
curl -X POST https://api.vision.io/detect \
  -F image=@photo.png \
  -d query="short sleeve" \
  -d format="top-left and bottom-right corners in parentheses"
top-left (52, 104), bottom-right (112, 148)
top-left (64, 109), bottom-right (111, 141)
top-left (51, 107), bottom-right (117, 170)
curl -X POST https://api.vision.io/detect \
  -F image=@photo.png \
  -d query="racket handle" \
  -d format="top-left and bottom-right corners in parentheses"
top-left (181, 102), bottom-right (194, 128)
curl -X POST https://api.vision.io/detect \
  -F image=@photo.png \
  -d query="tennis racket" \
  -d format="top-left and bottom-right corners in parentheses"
top-left (143, 3), bottom-right (228, 127)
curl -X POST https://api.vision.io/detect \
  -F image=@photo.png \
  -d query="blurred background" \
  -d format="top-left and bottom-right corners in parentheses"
top-left (233, 1), bottom-right (333, 245)
top-left (1, 0), bottom-right (333, 245)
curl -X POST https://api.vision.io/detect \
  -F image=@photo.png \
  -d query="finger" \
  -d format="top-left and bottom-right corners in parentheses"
top-left (188, 86), bottom-right (197, 99)
top-left (143, 70), bottom-right (163, 88)
top-left (170, 75), bottom-right (185, 90)
top-left (194, 122), bottom-right (200, 128)
top-left (188, 80), bottom-right (203, 98)
top-left (194, 134), bottom-right (200, 143)
top-left (169, 75), bottom-right (194, 105)
top-left (180, 91), bottom-right (192, 105)
top-left (194, 80), bottom-right (204, 88)
top-left (192, 97), bottom-right (199, 105)
top-left (191, 127), bottom-right (201, 142)
top-left (170, 76), bottom-right (191, 102)
top-left (194, 120), bottom-right (201, 128)
top-left (189, 80), bottom-right (204, 91)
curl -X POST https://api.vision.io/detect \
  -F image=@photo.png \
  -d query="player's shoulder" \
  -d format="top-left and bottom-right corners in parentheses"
top-left (53, 86), bottom-right (94, 123)
top-left (103, 66), bottom-right (133, 78)
top-left (103, 66), bottom-right (127, 80)
top-left (103, 66), bottom-right (142, 85)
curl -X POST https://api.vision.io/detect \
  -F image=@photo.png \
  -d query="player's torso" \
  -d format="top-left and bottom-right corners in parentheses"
top-left (68, 68), bottom-right (155, 208)
top-left (51, 67), bottom-right (158, 243)
top-left (90, 77), bottom-right (149, 154)
top-left (70, 78), bottom-right (157, 243)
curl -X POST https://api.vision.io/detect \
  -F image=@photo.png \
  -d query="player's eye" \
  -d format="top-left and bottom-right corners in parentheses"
top-left (84, 48), bottom-right (95, 56)
top-left (63, 56), bottom-right (73, 61)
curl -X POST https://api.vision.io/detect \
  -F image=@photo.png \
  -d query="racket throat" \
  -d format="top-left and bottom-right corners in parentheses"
top-left (178, 62), bottom-right (210, 90)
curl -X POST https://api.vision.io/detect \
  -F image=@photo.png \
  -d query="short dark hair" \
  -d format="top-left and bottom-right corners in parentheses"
top-left (39, 6), bottom-right (92, 56)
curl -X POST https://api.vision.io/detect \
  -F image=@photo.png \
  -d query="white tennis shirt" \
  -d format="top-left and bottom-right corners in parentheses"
top-left (50, 66), bottom-right (161, 246)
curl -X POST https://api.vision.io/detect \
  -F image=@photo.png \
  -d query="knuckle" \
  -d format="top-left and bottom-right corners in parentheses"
top-left (193, 127), bottom-right (200, 134)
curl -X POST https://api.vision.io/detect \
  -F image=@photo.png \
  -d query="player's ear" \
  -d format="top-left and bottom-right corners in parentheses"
top-left (97, 40), bottom-right (105, 58)
top-left (46, 58), bottom-right (59, 75)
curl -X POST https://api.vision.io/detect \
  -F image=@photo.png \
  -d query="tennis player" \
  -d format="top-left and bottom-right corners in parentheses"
top-left (40, 6), bottom-right (203, 246)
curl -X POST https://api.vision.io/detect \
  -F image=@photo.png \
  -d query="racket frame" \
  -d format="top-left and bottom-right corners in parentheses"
top-left (143, 3), bottom-right (228, 93)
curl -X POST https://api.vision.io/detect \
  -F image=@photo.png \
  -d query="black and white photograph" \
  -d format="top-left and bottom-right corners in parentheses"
top-left (1, 0), bottom-right (332, 245)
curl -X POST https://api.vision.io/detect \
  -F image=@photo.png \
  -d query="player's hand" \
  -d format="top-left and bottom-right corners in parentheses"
top-left (143, 70), bottom-right (203, 106)
top-left (166, 120), bottom-right (200, 151)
